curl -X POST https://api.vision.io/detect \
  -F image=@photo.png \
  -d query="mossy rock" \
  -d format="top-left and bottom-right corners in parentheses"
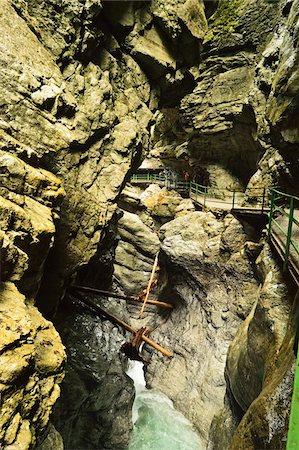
top-left (204, 0), bottom-right (242, 43)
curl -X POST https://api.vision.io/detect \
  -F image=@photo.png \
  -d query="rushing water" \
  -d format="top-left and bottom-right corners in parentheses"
top-left (126, 361), bottom-right (202, 450)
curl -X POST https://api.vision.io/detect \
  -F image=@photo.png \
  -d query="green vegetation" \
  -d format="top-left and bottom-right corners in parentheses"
top-left (204, 0), bottom-right (242, 43)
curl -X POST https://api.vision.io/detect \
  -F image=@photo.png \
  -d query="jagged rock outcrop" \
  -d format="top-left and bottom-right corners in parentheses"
top-left (114, 210), bottom-right (161, 295)
top-left (114, 183), bottom-right (196, 296)
top-left (0, 283), bottom-right (65, 449)
top-left (0, 149), bottom-right (64, 297)
top-left (0, 0), bottom-right (154, 313)
top-left (147, 0), bottom-right (298, 194)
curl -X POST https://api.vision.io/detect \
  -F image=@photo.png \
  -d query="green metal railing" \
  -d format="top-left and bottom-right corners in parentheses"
top-left (287, 347), bottom-right (299, 450)
top-left (266, 189), bottom-right (299, 450)
top-left (268, 189), bottom-right (299, 272)
top-left (131, 173), bottom-right (269, 210)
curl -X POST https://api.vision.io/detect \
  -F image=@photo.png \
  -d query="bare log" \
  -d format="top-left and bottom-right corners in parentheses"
top-left (70, 285), bottom-right (173, 309)
top-left (69, 292), bottom-right (173, 358)
top-left (139, 253), bottom-right (159, 320)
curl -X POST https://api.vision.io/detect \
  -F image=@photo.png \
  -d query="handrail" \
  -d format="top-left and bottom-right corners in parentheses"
top-left (271, 188), bottom-right (299, 202)
top-left (286, 290), bottom-right (299, 450)
top-left (131, 172), bottom-right (269, 207)
top-left (131, 173), bottom-right (270, 209)
top-left (268, 189), bottom-right (299, 272)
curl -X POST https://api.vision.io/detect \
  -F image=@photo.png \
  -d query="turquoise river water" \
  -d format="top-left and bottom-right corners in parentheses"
top-left (126, 361), bottom-right (202, 450)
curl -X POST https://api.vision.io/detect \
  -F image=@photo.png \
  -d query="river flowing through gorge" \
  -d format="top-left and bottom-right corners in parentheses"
top-left (126, 361), bottom-right (202, 450)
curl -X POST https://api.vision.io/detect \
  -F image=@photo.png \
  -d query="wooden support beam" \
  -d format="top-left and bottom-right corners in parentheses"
top-left (70, 285), bottom-right (173, 309)
top-left (69, 292), bottom-right (173, 358)
top-left (139, 253), bottom-right (159, 320)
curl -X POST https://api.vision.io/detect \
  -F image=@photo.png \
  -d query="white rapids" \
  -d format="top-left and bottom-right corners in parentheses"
top-left (126, 361), bottom-right (202, 450)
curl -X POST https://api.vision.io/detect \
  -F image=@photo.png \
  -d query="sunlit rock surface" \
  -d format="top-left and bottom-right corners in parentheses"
top-left (0, 283), bottom-right (65, 449)
top-left (0, 144), bottom-right (66, 449)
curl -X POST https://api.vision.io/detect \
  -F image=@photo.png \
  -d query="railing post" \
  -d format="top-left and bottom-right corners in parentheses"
top-left (204, 186), bottom-right (207, 208)
top-left (268, 190), bottom-right (276, 238)
top-left (287, 339), bottom-right (299, 450)
top-left (232, 190), bottom-right (235, 209)
top-left (262, 188), bottom-right (266, 213)
top-left (196, 183), bottom-right (198, 204)
top-left (283, 196), bottom-right (294, 271)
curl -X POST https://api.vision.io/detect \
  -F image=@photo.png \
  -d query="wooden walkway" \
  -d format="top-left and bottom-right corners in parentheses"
top-left (189, 191), bottom-right (270, 215)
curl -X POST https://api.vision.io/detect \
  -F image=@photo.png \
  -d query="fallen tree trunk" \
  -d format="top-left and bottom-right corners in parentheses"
top-left (69, 292), bottom-right (173, 358)
top-left (70, 285), bottom-right (173, 309)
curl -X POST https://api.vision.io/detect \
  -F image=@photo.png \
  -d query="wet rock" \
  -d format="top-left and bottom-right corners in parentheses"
top-left (52, 300), bottom-right (134, 450)
top-left (208, 240), bottom-right (295, 449)
top-left (36, 424), bottom-right (64, 450)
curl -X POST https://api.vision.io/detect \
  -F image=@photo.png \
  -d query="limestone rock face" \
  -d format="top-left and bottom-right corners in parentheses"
top-left (145, 211), bottom-right (260, 447)
top-left (36, 424), bottom-right (64, 450)
top-left (0, 149), bottom-right (64, 297)
top-left (141, 184), bottom-right (182, 218)
top-left (125, 0), bottom-right (208, 102)
top-left (0, 144), bottom-right (66, 449)
top-left (0, 282), bottom-right (65, 450)
top-left (212, 244), bottom-right (295, 449)
top-left (0, 0), bottom-right (155, 311)
top-left (173, 0), bottom-right (299, 191)
top-left (114, 210), bottom-right (161, 294)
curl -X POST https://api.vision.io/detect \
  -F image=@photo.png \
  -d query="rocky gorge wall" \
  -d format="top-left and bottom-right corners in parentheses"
top-left (0, 151), bottom-right (66, 448)
top-left (0, 0), bottom-right (299, 448)
top-left (150, 0), bottom-right (299, 196)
